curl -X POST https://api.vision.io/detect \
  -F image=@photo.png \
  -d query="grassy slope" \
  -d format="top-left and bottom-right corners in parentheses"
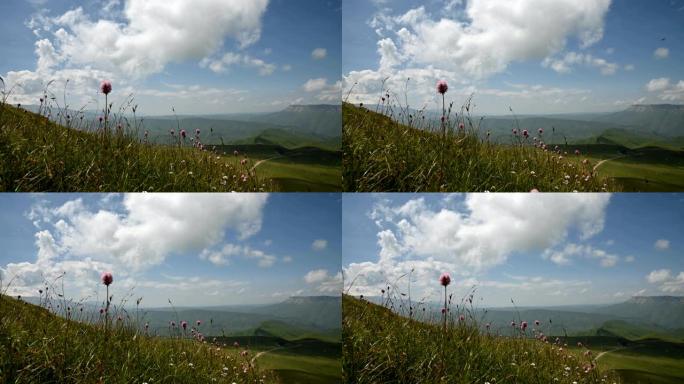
top-left (219, 145), bottom-right (341, 191)
top-left (0, 294), bottom-right (276, 384)
top-left (231, 128), bottom-right (341, 151)
top-left (343, 295), bottom-right (619, 384)
top-left (211, 334), bottom-right (341, 384)
top-left (593, 345), bottom-right (684, 384)
top-left (231, 320), bottom-right (341, 343)
top-left (0, 104), bottom-right (268, 192)
top-left (566, 341), bottom-right (684, 384)
top-left (343, 103), bottom-right (617, 192)
top-left (592, 320), bottom-right (684, 343)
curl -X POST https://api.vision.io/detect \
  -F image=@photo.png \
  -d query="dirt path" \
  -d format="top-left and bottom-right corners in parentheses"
top-left (593, 346), bottom-right (627, 362)
top-left (250, 155), bottom-right (282, 171)
top-left (250, 346), bottom-right (283, 364)
top-left (593, 155), bottom-right (627, 172)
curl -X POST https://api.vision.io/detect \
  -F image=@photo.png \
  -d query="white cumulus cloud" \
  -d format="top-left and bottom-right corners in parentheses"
top-left (304, 269), bottom-right (342, 293)
top-left (345, 194), bottom-right (611, 297)
top-left (654, 239), bottom-right (670, 251)
top-left (654, 47), bottom-right (669, 59)
top-left (312, 239), bottom-right (328, 251)
top-left (311, 48), bottom-right (327, 60)
top-left (1, 194), bottom-right (269, 298)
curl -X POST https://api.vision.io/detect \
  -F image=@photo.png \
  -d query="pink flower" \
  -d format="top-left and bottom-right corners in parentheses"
top-left (100, 80), bottom-right (112, 95)
top-left (181, 321), bottom-right (188, 330)
top-left (233, 150), bottom-right (239, 156)
top-left (240, 158), bottom-right (247, 165)
top-left (538, 128), bottom-right (544, 135)
top-left (170, 129), bottom-right (175, 136)
top-left (170, 321), bottom-right (176, 327)
top-left (101, 272), bottom-right (113, 286)
top-left (99, 308), bottom-right (104, 314)
top-left (575, 149), bottom-right (580, 155)
top-left (485, 323), bottom-right (491, 330)
top-left (98, 116), bottom-right (103, 123)
top-left (459, 123), bottom-right (465, 130)
top-left (521, 321), bottom-right (528, 331)
top-left (145, 323), bottom-right (149, 329)
top-left (180, 129), bottom-right (186, 138)
top-left (522, 129), bottom-right (529, 138)
top-left (441, 308), bottom-right (447, 314)
top-left (439, 272), bottom-right (451, 287)
top-left (436, 80), bottom-right (448, 94)
top-left (511, 321), bottom-right (516, 327)
top-left (459, 314), bottom-right (465, 322)
top-left (195, 128), bottom-right (201, 135)
top-left (535, 320), bottom-right (540, 326)
top-left (530, 188), bottom-right (539, 193)
top-left (512, 128), bottom-right (518, 135)
top-left (196, 320), bottom-right (202, 326)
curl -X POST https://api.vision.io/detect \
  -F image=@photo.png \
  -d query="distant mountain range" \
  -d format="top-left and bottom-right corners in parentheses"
top-left (368, 103), bottom-right (684, 145)
top-left (24, 104), bottom-right (342, 150)
top-left (21, 295), bottom-right (341, 340)
top-left (141, 295), bottom-right (341, 338)
top-left (367, 295), bottom-right (684, 341)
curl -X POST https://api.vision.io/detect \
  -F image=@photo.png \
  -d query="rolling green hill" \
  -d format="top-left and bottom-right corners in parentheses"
top-left (593, 105), bottom-right (684, 136)
top-left (238, 104), bottom-right (341, 138)
top-left (231, 320), bottom-right (341, 343)
top-left (231, 128), bottom-right (340, 150)
top-left (588, 320), bottom-right (684, 343)
top-left (591, 296), bottom-right (684, 329)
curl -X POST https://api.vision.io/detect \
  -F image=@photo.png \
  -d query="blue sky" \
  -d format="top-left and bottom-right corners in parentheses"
top-left (0, 193), bottom-right (341, 307)
top-left (343, 0), bottom-right (684, 114)
top-left (0, 0), bottom-right (341, 114)
top-left (343, 193), bottom-right (684, 307)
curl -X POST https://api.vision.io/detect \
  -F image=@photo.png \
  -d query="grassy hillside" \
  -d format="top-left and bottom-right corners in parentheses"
top-left (233, 320), bottom-right (341, 343)
top-left (213, 332), bottom-right (342, 384)
top-left (563, 337), bottom-right (684, 384)
top-left (0, 294), bottom-right (276, 384)
top-left (215, 144), bottom-right (341, 191)
top-left (231, 128), bottom-right (340, 151)
top-left (0, 103), bottom-right (268, 192)
top-left (343, 102), bottom-right (618, 192)
top-left (593, 105), bottom-right (684, 137)
top-left (590, 320), bottom-right (684, 343)
top-left (343, 294), bottom-right (619, 384)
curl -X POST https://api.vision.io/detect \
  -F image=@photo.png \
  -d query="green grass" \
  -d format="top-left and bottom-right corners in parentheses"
top-left (212, 333), bottom-right (341, 383)
top-left (343, 294), bottom-right (620, 384)
top-left (219, 145), bottom-right (341, 191)
top-left (256, 351), bottom-right (341, 384)
top-left (590, 320), bottom-right (684, 343)
top-left (227, 320), bottom-right (341, 343)
top-left (231, 128), bottom-right (341, 151)
top-left (575, 342), bottom-right (684, 384)
top-left (584, 148), bottom-right (684, 192)
top-left (343, 102), bottom-right (618, 192)
top-left (0, 294), bottom-right (277, 384)
top-left (0, 103), bottom-right (271, 191)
